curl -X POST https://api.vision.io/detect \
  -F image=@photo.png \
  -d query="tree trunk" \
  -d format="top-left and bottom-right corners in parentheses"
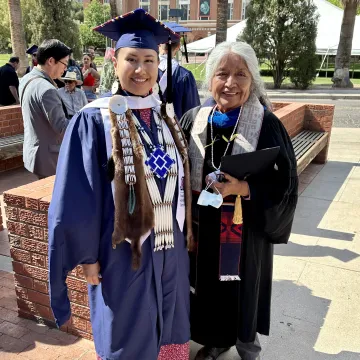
top-left (7, 0), bottom-right (27, 76)
top-left (332, 1), bottom-right (359, 88)
top-left (109, 0), bottom-right (118, 18)
top-left (215, 0), bottom-right (229, 45)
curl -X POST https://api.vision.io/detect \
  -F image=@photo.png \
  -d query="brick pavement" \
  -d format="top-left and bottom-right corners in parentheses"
top-left (0, 270), bottom-right (96, 359)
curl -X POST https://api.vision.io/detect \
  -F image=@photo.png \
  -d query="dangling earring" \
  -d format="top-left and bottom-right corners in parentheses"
top-left (152, 83), bottom-right (159, 97)
top-left (112, 78), bottom-right (120, 95)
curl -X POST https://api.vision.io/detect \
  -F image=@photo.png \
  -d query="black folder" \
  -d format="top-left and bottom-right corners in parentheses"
top-left (221, 146), bottom-right (280, 180)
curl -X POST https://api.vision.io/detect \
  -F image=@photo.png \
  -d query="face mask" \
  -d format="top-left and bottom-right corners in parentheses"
top-left (197, 190), bottom-right (223, 208)
top-left (197, 175), bottom-right (223, 209)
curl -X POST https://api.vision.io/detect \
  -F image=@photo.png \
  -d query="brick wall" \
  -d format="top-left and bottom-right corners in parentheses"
top-left (0, 105), bottom-right (23, 137)
top-left (274, 103), bottom-right (306, 138)
top-left (0, 105), bottom-right (24, 172)
top-left (304, 104), bottom-right (335, 163)
top-left (3, 176), bottom-right (93, 341)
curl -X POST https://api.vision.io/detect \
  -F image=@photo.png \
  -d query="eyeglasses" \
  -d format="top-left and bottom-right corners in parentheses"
top-left (58, 60), bottom-right (68, 67)
top-left (64, 80), bottom-right (75, 84)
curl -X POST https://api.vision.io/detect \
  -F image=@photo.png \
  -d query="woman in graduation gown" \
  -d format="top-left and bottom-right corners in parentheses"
top-left (180, 42), bottom-right (298, 360)
top-left (48, 9), bottom-right (194, 360)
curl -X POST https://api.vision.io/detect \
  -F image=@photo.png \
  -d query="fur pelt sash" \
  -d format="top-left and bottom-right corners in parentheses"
top-left (84, 96), bottom-right (194, 269)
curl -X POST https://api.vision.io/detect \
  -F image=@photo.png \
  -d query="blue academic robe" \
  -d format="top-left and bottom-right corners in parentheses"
top-left (159, 65), bottom-right (200, 120)
top-left (48, 98), bottom-right (190, 359)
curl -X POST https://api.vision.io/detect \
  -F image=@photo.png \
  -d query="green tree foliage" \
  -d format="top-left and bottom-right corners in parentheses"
top-left (0, 0), bottom-right (11, 50)
top-left (21, 0), bottom-right (36, 46)
top-left (80, 0), bottom-right (111, 50)
top-left (71, 0), bottom-right (84, 23)
top-left (240, 0), bottom-right (319, 89)
top-left (290, 50), bottom-right (319, 90)
top-left (28, 0), bottom-right (82, 58)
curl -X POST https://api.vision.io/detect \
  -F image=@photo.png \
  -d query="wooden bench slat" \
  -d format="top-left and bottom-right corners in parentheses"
top-left (0, 134), bottom-right (24, 160)
top-left (295, 132), bottom-right (329, 175)
top-left (293, 134), bottom-right (326, 160)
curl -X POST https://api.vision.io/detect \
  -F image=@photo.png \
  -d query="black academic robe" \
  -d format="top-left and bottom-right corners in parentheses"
top-left (181, 105), bottom-right (298, 347)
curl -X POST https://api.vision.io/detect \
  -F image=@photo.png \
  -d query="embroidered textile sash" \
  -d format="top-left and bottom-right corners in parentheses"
top-left (188, 93), bottom-right (264, 281)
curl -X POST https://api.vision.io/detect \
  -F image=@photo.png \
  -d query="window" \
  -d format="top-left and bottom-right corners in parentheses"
top-left (242, 0), bottom-right (247, 20)
top-left (180, 4), bottom-right (190, 20)
top-left (200, 16), bottom-right (209, 20)
top-left (159, 5), bottom-right (169, 20)
top-left (140, 0), bottom-right (150, 13)
top-left (228, 2), bottom-right (234, 20)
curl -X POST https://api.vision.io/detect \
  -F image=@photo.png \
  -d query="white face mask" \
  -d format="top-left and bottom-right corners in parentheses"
top-left (197, 190), bottom-right (223, 208)
top-left (197, 174), bottom-right (223, 209)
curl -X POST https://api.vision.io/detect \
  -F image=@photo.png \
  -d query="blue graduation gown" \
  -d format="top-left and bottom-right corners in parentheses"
top-left (48, 103), bottom-right (190, 359)
top-left (159, 65), bottom-right (200, 120)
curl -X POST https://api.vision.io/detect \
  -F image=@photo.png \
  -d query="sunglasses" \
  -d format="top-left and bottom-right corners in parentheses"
top-left (64, 80), bottom-right (76, 84)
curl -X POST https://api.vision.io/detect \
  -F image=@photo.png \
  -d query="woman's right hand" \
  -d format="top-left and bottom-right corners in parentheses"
top-left (82, 262), bottom-right (101, 285)
top-left (83, 69), bottom-right (90, 78)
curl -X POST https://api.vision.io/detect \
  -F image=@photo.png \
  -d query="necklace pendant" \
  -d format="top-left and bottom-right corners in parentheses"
top-left (145, 146), bottom-right (175, 179)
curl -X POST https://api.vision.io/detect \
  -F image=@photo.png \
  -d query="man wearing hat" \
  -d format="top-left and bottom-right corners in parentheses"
top-left (158, 22), bottom-right (200, 120)
top-left (58, 69), bottom-right (88, 118)
top-left (25, 45), bottom-right (38, 74)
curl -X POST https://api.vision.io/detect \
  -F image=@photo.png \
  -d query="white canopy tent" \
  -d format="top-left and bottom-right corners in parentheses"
top-left (186, 0), bottom-right (360, 56)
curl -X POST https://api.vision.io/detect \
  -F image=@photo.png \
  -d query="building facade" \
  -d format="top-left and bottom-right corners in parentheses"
top-left (82, 0), bottom-right (247, 42)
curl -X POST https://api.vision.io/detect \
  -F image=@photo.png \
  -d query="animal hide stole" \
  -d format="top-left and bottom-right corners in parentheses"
top-left (109, 109), bottom-right (154, 269)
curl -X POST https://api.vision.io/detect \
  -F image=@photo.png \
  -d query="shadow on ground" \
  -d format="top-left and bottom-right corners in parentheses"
top-left (190, 280), bottom-right (360, 360)
top-left (292, 161), bottom-right (358, 242)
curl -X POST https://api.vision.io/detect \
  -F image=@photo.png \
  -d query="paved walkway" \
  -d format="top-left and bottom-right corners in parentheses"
top-left (0, 128), bottom-right (359, 359)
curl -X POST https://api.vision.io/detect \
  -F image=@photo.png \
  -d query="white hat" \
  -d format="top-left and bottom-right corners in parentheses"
top-left (60, 71), bottom-right (83, 85)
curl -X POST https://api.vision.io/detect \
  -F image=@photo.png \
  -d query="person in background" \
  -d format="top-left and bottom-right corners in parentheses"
top-left (25, 45), bottom-right (38, 74)
top-left (158, 31), bottom-right (200, 120)
top-left (87, 46), bottom-right (98, 71)
top-left (55, 51), bottom-right (83, 89)
top-left (19, 39), bottom-right (72, 179)
top-left (81, 53), bottom-right (100, 102)
top-left (0, 57), bottom-right (20, 106)
top-left (180, 41), bottom-right (298, 360)
top-left (58, 70), bottom-right (87, 118)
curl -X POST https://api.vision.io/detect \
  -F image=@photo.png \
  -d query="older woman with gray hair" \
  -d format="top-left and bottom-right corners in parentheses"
top-left (181, 42), bottom-right (298, 360)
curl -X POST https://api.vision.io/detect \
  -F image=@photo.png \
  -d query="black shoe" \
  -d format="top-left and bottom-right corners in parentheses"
top-left (194, 347), bottom-right (231, 360)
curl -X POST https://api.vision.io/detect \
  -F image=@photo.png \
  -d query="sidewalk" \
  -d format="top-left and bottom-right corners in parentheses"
top-left (198, 88), bottom-right (360, 100)
top-left (0, 129), bottom-right (360, 359)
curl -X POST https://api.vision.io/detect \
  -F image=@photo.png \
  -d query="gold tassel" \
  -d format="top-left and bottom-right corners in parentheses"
top-left (233, 195), bottom-right (243, 225)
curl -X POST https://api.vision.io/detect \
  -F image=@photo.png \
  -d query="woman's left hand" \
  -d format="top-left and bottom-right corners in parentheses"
top-left (212, 172), bottom-right (249, 199)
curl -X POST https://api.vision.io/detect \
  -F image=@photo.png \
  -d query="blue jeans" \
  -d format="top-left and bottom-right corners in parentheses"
top-left (84, 90), bottom-right (97, 102)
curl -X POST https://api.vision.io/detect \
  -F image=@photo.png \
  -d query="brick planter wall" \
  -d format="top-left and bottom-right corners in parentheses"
top-left (2, 101), bottom-right (334, 342)
top-left (3, 177), bottom-right (93, 340)
top-left (0, 105), bottom-right (24, 172)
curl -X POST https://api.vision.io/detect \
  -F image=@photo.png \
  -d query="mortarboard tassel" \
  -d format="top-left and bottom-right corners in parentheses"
top-left (183, 35), bottom-right (189, 63)
top-left (233, 195), bottom-right (243, 225)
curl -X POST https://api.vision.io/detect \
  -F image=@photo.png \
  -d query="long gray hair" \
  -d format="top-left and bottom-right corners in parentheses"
top-left (204, 41), bottom-right (272, 110)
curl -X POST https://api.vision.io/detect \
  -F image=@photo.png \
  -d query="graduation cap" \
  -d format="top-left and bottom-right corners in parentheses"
top-left (26, 45), bottom-right (38, 55)
top-left (94, 8), bottom-right (180, 105)
top-left (162, 22), bottom-right (192, 63)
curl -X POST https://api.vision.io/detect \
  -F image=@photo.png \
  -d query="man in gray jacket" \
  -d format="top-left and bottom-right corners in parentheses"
top-left (19, 39), bottom-right (72, 178)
